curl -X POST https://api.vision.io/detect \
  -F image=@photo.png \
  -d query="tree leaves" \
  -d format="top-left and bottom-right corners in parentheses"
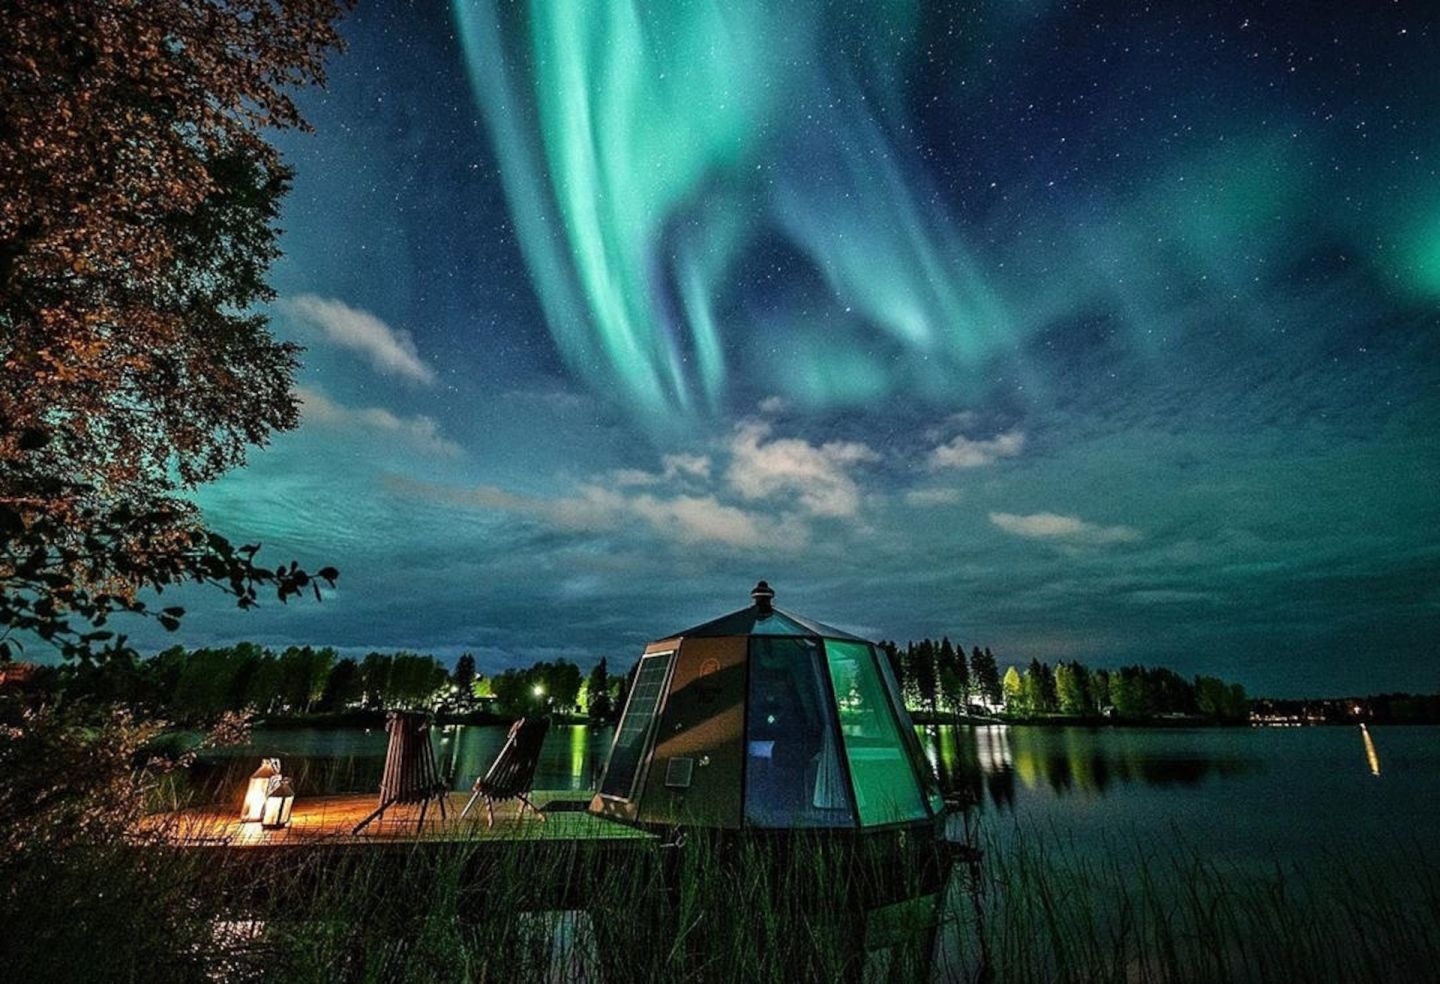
top-left (1, 504), bottom-right (339, 664)
top-left (0, 0), bottom-right (351, 665)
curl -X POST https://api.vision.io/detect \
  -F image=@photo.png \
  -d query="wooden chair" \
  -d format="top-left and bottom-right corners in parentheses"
top-left (461, 716), bottom-right (550, 827)
top-left (352, 711), bottom-right (450, 835)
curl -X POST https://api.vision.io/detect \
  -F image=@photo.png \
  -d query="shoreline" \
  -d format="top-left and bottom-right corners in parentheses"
top-left (239, 711), bottom-right (1432, 731)
top-left (250, 709), bottom-right (601, 730)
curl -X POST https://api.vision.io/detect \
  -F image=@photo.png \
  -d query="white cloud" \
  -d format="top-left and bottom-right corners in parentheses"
top-left (661, 453), bottom-right (712, 481)
top-left (390, 477), bottom-right (803, 551)
top-left (929, 429), bottom-right (1025, 469)
top-left (758, 395), bottom-right (787, 415)
top-left (628, 493), bottom-right (773, 548)
top-left (384, 424), bottom-right (881, 551)
top-left (609, 453), bottom-right (712, 488)
top-left (298, 387), bottom-right (461, 458)
top-left (726, 421), bottom-right (878, 518)
top-left (989, 511), bottom-right (1141, 545)
top-left (282, 294), bottom-right (437, 384)
top-left (905, 487), bottom-right (962, 507)
top-left (609, 468), bottom-right (661, 488)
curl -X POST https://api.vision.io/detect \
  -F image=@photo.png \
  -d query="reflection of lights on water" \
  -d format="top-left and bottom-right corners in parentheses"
top-left (974, 724), bottom-right (1012, 773)
top-left (208, 918), bottom-right (268, 981)
top-left (1360, 723), bottom-right (1381, 776)
top-left (570, 724), bottom-right (588, 786)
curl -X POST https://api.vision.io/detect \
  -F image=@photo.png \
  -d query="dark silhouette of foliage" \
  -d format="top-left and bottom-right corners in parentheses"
top-left (966, 646), bottom-right (998, 706)
top-left (0, 0), bottom-right (350, 664)
top-left (585, 657), bottom-right (615, 721)
top-left (452, 652), bottom-right (477, 697)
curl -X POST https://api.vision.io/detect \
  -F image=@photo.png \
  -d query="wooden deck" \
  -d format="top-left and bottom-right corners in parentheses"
top-left (140, 791), bottom-right (653, 849)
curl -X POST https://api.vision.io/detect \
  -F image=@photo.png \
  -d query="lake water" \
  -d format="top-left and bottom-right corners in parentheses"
top-left (190, 721), bottom-right (1437, 979)
top-left (204, 722), bottom-right (1437, 868)
top-left (926, 723), bottom-right (1438, 870)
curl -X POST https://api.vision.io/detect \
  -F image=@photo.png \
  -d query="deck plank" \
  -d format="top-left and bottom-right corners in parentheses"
top-left (140, 791), bottom-right (650, 848)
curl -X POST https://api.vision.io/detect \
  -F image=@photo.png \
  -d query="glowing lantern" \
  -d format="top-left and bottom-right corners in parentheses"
top-left (240, 758), bottom-right (281, 822)
top-left (261, 778), bottom-right (295, 829)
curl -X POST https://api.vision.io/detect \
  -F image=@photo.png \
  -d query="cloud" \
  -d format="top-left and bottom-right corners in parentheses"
top-left (388, 476), bottom-right (802, 550)
top-left (298, 387), bottom-right (462, 458)
top-left (661, 453), bottom-right (712, 481)
top-left (904, 487), bottom-right (962, 507)
top-left (628, 493), bottom-right (775, 548)
top-left (726, 421), bottom-right (879, 518)
top-left (610, 468), bottom-right (662, 488)
top-left (758, 395), bottom-right (787, 415)
top-left (609, 453), bottom-right (712, 488)
top-left (989, 511), bottom-right (1141, 545)
top-left (282, 294), bottom-right (437, 384)
top-left (929, 429), bottom-right (1025, 469)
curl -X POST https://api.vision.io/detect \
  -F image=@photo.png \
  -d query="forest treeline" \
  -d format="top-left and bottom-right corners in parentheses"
top-left (46, 644), bottom-right (624, 725)
top-left (37, 637), bottom-right (1249, 726)
top-left (880, 637), bottom-right (1250, 721)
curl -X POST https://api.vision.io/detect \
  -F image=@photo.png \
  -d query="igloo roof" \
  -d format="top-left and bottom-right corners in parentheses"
top-left (663, 605), bottom-right (867, 641)
top-left (659, 581), bottom-right (868, 642)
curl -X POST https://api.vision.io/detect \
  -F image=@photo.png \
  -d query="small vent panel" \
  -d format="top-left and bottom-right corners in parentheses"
top-left (665, 757), bottom-right (695, 789)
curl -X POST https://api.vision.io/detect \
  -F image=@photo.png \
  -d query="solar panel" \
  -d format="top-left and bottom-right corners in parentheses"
top-left (599, 652), bottom-right (672, 800)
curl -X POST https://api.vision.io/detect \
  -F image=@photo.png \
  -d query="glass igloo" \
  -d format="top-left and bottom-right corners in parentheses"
top-left (590, 582), bottom-right (943, 831)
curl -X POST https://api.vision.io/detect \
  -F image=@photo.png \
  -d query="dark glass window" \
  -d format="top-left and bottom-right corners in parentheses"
top-left (599, 651), bottom-right (672, 800)
top-left (744, 637), bottom-right (855, 827)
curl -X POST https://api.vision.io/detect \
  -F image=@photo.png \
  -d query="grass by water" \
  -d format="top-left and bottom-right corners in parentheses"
top-left (3, 816), bottom-right (1436, 983)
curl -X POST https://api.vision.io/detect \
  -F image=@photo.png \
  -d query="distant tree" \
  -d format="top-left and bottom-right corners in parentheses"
top-left (559, 661), bottom-right (584, 712)
top-left (1195, 675), bottom-right (1249, 721)
top-left (244, 652), bottom-right (283, 714)
top-left (481, 658), bottom-right (579, 716)
top-left (1111, 667), bottom-right (1146, 717)
top-left (226, 642), bottom-right (265, 710)
top-left (1138, 667), bottom-right (1194, 715)
top-left (145, 646), bottom-right (190, 708)
top-left (1023, 658), bottom-right (1057, 714)
top-left (277, 645), bottom-right (333, 713)
top-left (1002, 665), bottom-right (1025, 712)
top-left (1055, 662), bottom-right (1088, 715)
top-left (388, 652), bottom-right (446, 709)
top-left (490, 668), bottom-right (532, 717)
top-left (1089, 667), bottom-right (1112, 712)
top-left (586, 658), bottom-right (613, 721)
top-left (172, 649), bottom-right (232, 719)
top-left (971, 646), bottom-right (1002, 706)
top-left (936, 637), bottom-right (970, 716)
top-left (320, 657), bottom-right (362, 711)
top-left (452, 653), bottom-right (477, 699)
top-left (360, 652), bottom-right (392, 708)
top-left (1228, 683), bottom-right (1249, 720)
top-left (909, 640), bottom-right (939, 715)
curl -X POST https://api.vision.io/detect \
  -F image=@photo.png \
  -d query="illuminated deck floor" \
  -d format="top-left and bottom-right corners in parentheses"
top-left (142, 791), bottom-right (652, 849)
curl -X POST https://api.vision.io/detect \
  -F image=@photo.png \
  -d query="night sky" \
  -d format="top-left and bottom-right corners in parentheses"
top-left (156, 1), bottom-right (1439, 695)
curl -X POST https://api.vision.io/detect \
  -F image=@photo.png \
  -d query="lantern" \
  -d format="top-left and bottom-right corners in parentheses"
top-left (261, 778), bottom-right (295, 829)
top-left (240, 758), bottom-right (281, 822)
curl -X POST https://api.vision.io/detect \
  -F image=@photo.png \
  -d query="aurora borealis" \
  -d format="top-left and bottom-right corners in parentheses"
top-left (158, 1), bottom-right (1438, 694)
